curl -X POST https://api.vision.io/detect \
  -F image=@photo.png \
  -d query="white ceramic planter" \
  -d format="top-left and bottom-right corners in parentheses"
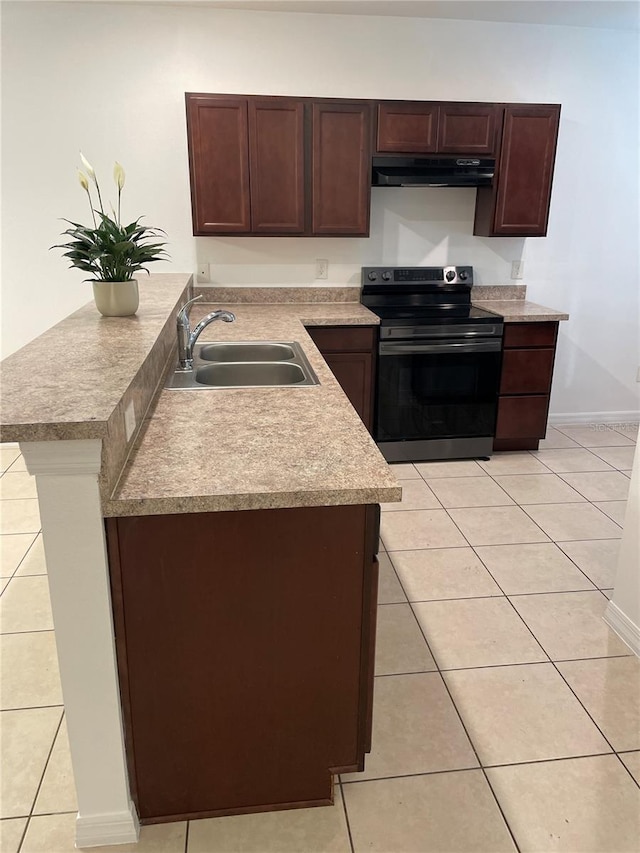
top-left (92, 279), bottom-right (139, 317)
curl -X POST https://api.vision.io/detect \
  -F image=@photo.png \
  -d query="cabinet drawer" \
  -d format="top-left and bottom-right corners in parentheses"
top-left (495, 395), bottom-right (550, 439)
top-left (306, 325), bottom-right (377, 353)
top-left (503, 322), bottom-right (558, 349)
top-left (500, 348), bottom-right (555, 395)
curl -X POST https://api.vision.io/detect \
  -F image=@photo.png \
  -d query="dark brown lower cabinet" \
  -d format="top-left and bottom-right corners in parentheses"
top-left (306, 326), bottom-right (377, 432)
top-left (106, 503), bottom-right (380, 824)
top-left (494, 322), bottom-right (559, 451)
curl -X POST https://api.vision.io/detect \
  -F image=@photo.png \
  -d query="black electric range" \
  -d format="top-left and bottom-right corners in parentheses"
top-left (361, 266), bottom-right (504, 462)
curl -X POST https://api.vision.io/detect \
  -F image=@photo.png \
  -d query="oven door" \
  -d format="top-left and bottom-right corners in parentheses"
top-left (376, 338), bottom-right (502, 442)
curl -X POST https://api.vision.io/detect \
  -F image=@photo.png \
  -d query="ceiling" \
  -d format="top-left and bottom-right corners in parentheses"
top-left (67, 0), bottom-right (640, 31)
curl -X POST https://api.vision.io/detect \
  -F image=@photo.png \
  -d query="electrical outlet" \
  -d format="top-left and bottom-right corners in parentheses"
top-left (636, 366), bottom-right (640, 383)
top-left (315, 259), bottom-right (329, 280)
top-left (511, 260), bottom-right (524, 280)
top-left (124, 401), bottom-right (136, 442)
top-left (197, 263), bottom-right (210, 283)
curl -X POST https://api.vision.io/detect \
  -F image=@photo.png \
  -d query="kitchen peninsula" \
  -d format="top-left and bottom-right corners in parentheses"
top-left (0, 274), bottom-right (400, 845)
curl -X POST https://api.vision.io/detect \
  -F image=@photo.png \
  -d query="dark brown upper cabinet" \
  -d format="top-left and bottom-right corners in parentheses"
top-left (186, 95), bottom-right (251, 234)
top-left (186, 94), bottom-right (305, 236)
top-left (312, 102), bottom-right (372, 236)
top-left (437, 103), bottom-right (499, 155)
top-left (376, 101), bottom-right (498, 156)
top-left (474, 104), bottom-right (561, 237)
top-left (376, 102), bottom-right (439, 154)
top-left (248, 99), bottom-right (305, 234)
top-left (186, 94), bottom-right (372, 237)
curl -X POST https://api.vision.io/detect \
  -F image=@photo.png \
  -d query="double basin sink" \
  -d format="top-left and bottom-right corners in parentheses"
top-left (166, 341), bottom-right (319, 390)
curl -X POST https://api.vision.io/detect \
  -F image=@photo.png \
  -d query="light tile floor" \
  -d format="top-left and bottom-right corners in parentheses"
top-left (0, 423), bottom-right (639, 852)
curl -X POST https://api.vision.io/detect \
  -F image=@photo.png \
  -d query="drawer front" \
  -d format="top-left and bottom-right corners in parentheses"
top-left (306, 325), bottom-right (377, 353)
top-left (503, 322), bottom-right (558, 349)
top-left (500, 348), bottom-right (555, 395)
top-left (495, 395), bottom-right (550, 439)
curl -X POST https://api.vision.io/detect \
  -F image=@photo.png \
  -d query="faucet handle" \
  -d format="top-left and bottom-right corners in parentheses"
top-left (177, 295), bottom-right (203, 326)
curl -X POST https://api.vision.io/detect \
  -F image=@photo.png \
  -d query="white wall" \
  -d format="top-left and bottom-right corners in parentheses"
top-left (2, 2), bottom-right (639, 417)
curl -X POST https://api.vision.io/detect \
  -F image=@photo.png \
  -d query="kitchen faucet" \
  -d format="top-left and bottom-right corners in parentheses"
top-left (176, 295), bottom-right (236, 370)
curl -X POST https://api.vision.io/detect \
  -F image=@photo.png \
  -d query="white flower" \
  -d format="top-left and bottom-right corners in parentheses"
top-left (113, 161), bottom-right (125, 190)
top-left (79, 151), bottom-right (96, 182)
top-left (78, 170), bottom-right (89, 191)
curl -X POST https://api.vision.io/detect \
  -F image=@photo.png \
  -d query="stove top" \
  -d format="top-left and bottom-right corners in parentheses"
top-left (369, 305), bottom-right (502, 324)
top-left (361, 266), bottom-right (503, 326)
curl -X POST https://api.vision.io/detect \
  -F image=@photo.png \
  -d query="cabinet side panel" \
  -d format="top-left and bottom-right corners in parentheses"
top-left (185, 95), bottom-right (251, 234)
top-left (114, 505), bottom-right (368, 821)
top-left (249, 100), bottom-right (305, 233)
top-left (312, 103), bottom-right (372, 236)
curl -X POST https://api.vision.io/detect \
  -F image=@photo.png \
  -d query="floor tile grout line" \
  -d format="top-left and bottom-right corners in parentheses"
top-left (0, 531), bottom-right (41, 588)
top-left (404, 594), bottom-right (523, 852)
top-left (370, 652), bottom-right (633, 677)
top-left (1, 704), bottom-right (64, 713)
top-left (17, 708), bottom-right (65, 852)
top-left (615, 754), bottom-right (640, 791)
top-left (337, 777), bottom-right (356, 853)
top-left (184, 818), bottom-right (190, 853)
top-left (498, 590), bottom-right (625, 759)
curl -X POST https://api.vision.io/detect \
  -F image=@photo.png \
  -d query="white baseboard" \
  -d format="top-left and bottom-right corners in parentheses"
top-left (604, 600), bottom-right (640, 657)
top-left (548, 411), bottom-right (640, 426)
top-left (75, 804), bottom-right (140, 848)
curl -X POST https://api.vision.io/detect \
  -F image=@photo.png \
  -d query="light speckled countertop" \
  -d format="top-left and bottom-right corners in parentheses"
top-left (1, 274), bottom-right (191, 442)
top-left (473, 299), bottom-right (569, 322)
top-left (105, 302), bottom-right (400, 516)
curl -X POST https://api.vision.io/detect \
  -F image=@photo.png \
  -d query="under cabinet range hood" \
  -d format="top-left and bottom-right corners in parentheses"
top-left (372, 156), bottom-right (495, 188)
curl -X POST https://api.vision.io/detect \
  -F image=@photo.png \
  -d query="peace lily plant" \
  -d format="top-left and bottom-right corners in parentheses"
top-left (53, 153), bottom-right (168, 316)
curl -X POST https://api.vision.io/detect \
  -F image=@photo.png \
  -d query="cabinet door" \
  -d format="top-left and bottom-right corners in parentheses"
top-left (323, 351), bottom-right (374, 430)
top-left (248, 99), bottom-right (305, 234)
top-left (376, 102), bottom-right (439, 154)
top-left (490, 105), bottom-right (561, 236)
top-left (312, 103), bottom-right (372, 236)
top-left (185, 94), bottom-right (251, 235)
top-left (437, 103), bottom-right (500, 155)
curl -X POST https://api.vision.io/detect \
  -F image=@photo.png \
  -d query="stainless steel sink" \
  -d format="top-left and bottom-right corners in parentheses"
top-left (199, 342), bottom-right (295, 362)
top-left (196, 362), bottom-right (307, 387)
top-left (166, 340), bottom-right (319, 390)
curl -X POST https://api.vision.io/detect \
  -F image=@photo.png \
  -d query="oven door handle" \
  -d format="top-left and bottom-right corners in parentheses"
top-left (379, 340), bottom-right (503, 355)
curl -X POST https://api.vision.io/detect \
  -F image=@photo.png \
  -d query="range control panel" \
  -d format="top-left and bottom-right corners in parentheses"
top-left (362, 266), bottom-right (473, 286)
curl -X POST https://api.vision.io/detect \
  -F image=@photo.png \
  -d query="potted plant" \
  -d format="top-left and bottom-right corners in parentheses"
top-left (53, 153), bottom-right (168, 316)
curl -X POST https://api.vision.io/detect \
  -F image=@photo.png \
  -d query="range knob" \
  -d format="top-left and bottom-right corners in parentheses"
top-left (368, 271), bottom-right (378, 281)
top-left (381, 271), bottom-right (393, 281)
top-left (445, 270), bottom-right (456, 282)
top-left (458, 269), bottom-right (469, 281)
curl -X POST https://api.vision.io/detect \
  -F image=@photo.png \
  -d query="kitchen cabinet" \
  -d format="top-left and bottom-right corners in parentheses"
top-left (186, 93), bottom-right (560, 240)
top-left (474, 104), bottom-right (561, 237)
top-left (106, 503), bottom-right (380, 823)
top-left (186, 94), bottom-right (304, 235)
top-left (306, 326), bottom-right (377, 431)
top-left (185, 95), bottom-right (251, 234)
top-left (312, 102), bottom-right (372, 236)
top-left (249, 99), bottom-right (306, 233)
top-left (376, 102), bottom-right (439, 153)
top-left (494, 321), bottom-right (559, 451)
top-left (186, 94), bottom-right (372, 237)
top-left (376, 101), bottom-right (499, 156)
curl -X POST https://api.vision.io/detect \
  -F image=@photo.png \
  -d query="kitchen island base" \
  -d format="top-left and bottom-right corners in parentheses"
top-left (106, 503), bottom-right (380, 824)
